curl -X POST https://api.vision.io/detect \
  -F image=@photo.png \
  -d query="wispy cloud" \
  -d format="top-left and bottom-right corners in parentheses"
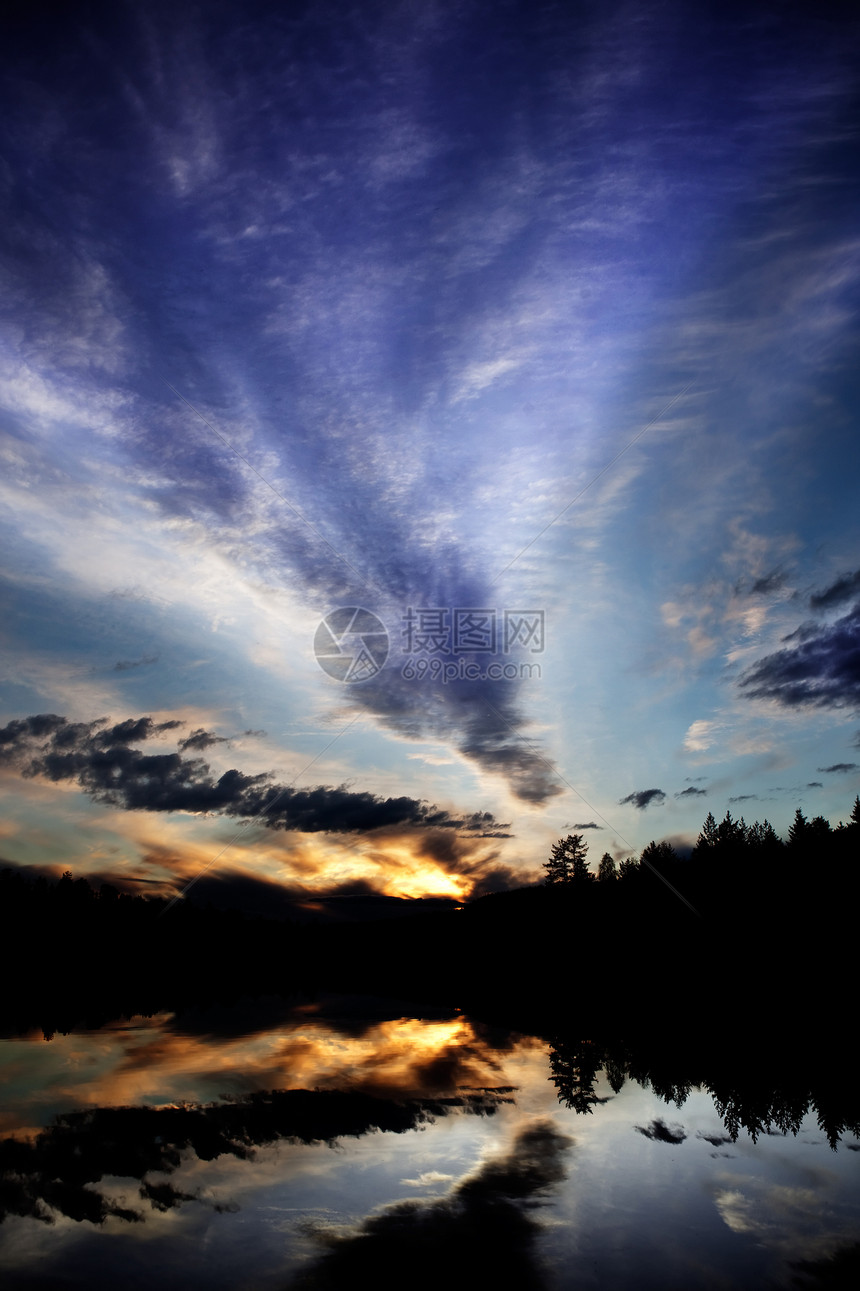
top-left (113, 654), bottom-right (159, 672)
top-left (684, 721), bottom-right (719, 754)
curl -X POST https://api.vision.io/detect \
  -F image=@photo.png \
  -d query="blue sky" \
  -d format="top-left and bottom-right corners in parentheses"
top-left (1, 0), bottom-right (859, 901)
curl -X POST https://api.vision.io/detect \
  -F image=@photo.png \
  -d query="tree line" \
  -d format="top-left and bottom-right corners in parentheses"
top-left (1, 796), bottom-right (856, 1034)
top-left (543, 796), bottom-right (860, 887)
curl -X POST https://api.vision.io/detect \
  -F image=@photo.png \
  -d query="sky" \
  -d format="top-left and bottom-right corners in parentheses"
top-left (1, 0), bottom-right (859, 905)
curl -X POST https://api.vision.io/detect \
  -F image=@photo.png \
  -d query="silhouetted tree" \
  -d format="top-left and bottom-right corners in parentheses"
top-left (695, 812), bottom-right (719, 853)
top-left (544, 835), bottom-right (591, 884)
top-left (618, 856), bottom-right (639, 881)
top-left (788, 808), bottom-right (809, 848)
top-left (747, 820), bottom-right (781, 853)
top-left (716, 811), bottom-right (746, 850)
top-left (597, 852), bottom-right (617, 882)
top-left (548, 1038), bottom-right (602, 1113)
top-left (604, 1055), bottom-right (626, 1094)
top-left (808, 815), bottom-right (832, 847)
top-left (640, 840), bottom-right (678, 869)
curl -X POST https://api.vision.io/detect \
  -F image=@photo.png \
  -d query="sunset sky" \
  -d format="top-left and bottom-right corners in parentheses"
top-left (1, 0), bottom-right (859, 904)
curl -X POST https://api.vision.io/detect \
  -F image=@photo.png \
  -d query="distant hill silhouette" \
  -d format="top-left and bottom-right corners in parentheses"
top-left (1, 798), bottom-right (857, 1035)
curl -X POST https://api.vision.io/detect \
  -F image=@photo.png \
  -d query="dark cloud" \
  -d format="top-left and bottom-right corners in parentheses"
top-left (112, 653), bottom-right (159, 671)
top-left (634, 1118), bottom-right (686, 1144)
top-left (0, 713), bottom-right (67, 743)
top-left (0, 714), bottom-right (506, 836)
top-left (817, 763), bottom-right (858, 774)
top-left (619, 789), bottom-right (666, 810)
top-left (293, 1120), bottom-right (572, 1289)
top-left (809, 569), bottom-right (860, 610)
top-left (735, 569), bottom-right (786, 597)
top-left (751, 570), bottom-right (786, 595)
top-left (572, 821), bottom-right (602, 830)
top-left (349, 670), bottom-right (563, 805)
top-left (179, 728), bottom-right (230, 752)
top-left (0, 714), bottom-right (184, 749)
top-left (728, 794), bottom-right (757, 803)
top-left (697, 1132), bottom-right (733, 1147)
top-left (807, 782), bottom-right (823, 788)
top-left (780, 620), bottom-right (820, 644)
top-left (738, 604), bottom-right (860, 709)
top-left (99, 717), bottom-right (184, 743)
top-left (675, 786), bottom-right (707, 798)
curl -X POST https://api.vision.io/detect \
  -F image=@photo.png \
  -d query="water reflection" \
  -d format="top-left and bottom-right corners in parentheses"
top-left (545, 1035), bottom-right (860, 1150)
top-left (0, 999), bottom-right (858, 1290)
top-left (292, 1120), bottom-right (572, 1291)
top-left (1, 1086), bottom-right (511, 1227)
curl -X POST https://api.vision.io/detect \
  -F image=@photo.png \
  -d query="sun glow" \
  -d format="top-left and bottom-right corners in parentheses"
top-left (367, 845), bottom-right (473, 901)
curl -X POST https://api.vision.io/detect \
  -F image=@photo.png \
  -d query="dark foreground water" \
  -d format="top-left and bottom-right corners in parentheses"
top-left (1, 996), bottom-right (858, 1289)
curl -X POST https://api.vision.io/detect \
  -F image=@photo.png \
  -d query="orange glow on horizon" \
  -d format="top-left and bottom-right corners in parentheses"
top-left (47, 812), bottom-right (484, 906)
top-left (0, 1014), bottom-right (509, 1134)
top-left (363, 845), bottom-right (473, 901)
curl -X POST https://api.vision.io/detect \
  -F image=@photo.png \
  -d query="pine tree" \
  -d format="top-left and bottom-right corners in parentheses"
top-left (640, 840), bottom-right (679, 870)
top-left (716, 811), bottom-right (747, 849)
top-left (695, 812), bottom-right (719, 852)
top-left (548, 1038), bottom-right (602, 1113)
top-left (544, 834), bottom-right (591, 884)
top-left (809, 815), bottom-right (832, 843)
top-left (747, 820), bottom-right (782, 852)
top-left (618, 856), bottom-right (639, 881)
top-left (598, 852), bottom-right (617, 882)
top-left (788, 808), bottom-right (808, 848)
top-left (544, 838), bottom-right (571, 884)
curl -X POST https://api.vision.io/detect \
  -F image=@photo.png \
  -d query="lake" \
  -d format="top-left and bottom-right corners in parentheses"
top-left (1, 995), bottom-right (858, 1289)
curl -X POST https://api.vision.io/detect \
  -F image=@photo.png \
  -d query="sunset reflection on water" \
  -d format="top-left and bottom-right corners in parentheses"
top-left (1, 999), bottom-right (858, 1291)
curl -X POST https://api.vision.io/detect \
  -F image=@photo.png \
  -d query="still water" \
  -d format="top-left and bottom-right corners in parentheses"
top-left (1, 996), bottom-right (858, 1289)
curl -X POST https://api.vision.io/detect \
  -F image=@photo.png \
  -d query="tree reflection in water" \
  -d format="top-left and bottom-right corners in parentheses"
top-left (546, 1032), bottom-right (860, 1149)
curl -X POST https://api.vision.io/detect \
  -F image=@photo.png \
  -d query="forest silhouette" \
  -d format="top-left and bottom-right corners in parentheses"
top-left (1, 797), bottom-right (857, 1035)
top-left (2, 805), bottom-right (859, 1286)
